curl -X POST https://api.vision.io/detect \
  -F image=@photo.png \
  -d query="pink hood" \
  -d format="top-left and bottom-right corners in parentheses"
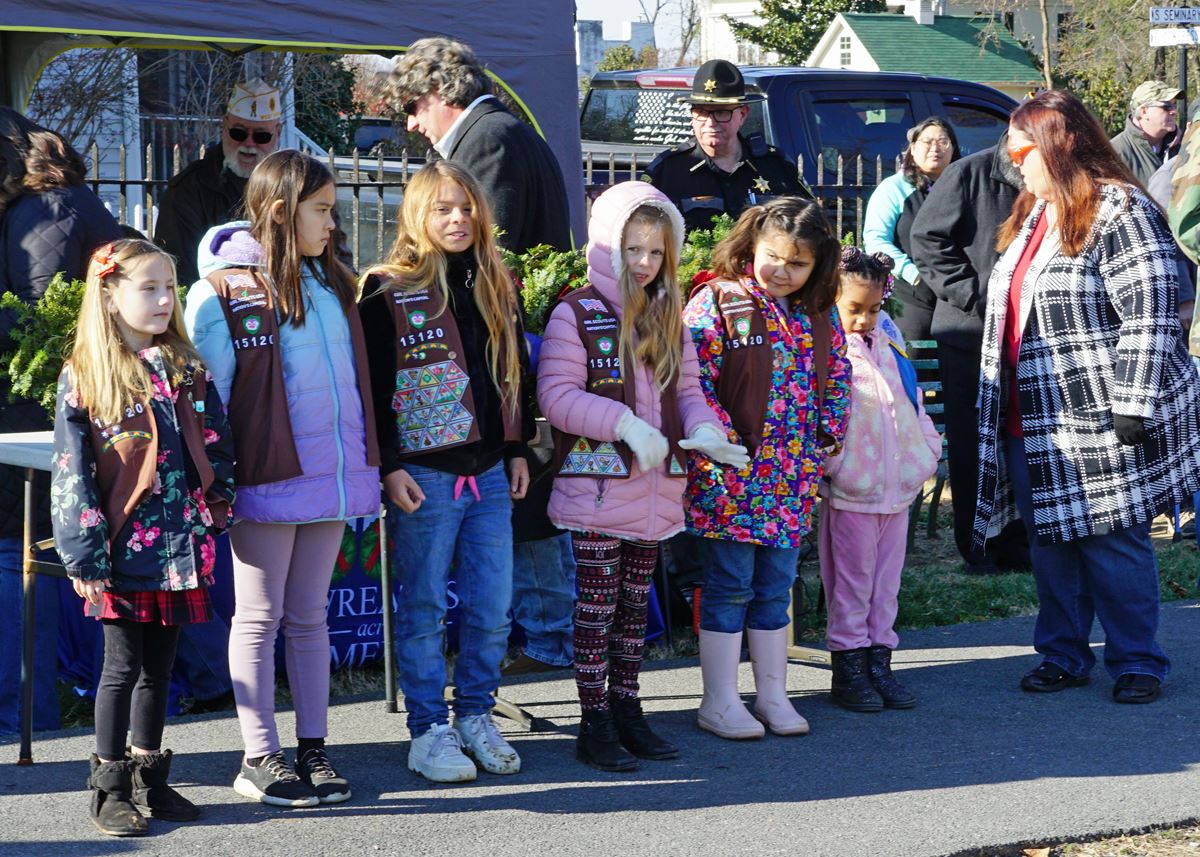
top-left (538, 182), bottom-right (719, 541)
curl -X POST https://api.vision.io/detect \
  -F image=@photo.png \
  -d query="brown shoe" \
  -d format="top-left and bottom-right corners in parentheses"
top-left (501, 653), bottom-right (563, 676)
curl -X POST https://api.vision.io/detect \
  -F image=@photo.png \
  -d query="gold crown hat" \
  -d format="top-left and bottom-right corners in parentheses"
top-left (227, 78), bottom-right (282, 122)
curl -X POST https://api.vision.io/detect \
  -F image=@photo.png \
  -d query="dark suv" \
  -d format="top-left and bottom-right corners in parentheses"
top-left (580, 65), bottom-right (1016, 193)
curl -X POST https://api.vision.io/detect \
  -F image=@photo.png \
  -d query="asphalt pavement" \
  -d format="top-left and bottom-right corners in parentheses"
top-left (4, 602), bottom-right (1200, 857)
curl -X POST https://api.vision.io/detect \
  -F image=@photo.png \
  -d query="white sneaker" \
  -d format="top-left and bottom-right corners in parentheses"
top-left (453, 713), bottom-right (521, 775)
top-left (407, 723), bottom-right (477, 783)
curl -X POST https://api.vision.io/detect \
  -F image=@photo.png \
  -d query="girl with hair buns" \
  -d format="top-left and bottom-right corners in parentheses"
top-left (359, 160), bottom-right (534, 784)
top-left (538, 181), bottom-right (746, 772)
top-left (819, 247), bottom-right (942, 713)
top-left (51, 239), bottom-right (235, 835)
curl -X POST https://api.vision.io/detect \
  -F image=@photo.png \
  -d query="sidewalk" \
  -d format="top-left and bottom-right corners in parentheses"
top-left (4, 602), bottom-right (1199, 857)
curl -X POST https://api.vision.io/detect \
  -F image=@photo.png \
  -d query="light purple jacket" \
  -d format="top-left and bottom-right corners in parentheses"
top-left (538, 182), bottom-right (722, 541)
top-left (184, 223), bottom-right (380, 524)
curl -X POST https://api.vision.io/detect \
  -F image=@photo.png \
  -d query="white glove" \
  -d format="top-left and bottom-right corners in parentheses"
top-left (615, 410), bottom-right (669, 472)
top-left (678, 422), bottom-right (750, 469)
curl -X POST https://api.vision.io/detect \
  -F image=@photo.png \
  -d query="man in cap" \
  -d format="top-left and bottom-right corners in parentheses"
top-left (1111, 80), bottom-right (1183, 185)
top-left (386, 37), bottom-right (570, 253)
top-left (643, 59), bottom-right (808, 234)
top-left (154, 78), bottom-right (283, 284)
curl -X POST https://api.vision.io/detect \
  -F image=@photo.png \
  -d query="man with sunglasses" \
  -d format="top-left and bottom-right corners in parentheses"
top-left (154, 78), bottom-right (283, 284)
top-left (1111, 80), bottom-right (1183, 186)
top-left (643, 59), bottom-right (808, 234)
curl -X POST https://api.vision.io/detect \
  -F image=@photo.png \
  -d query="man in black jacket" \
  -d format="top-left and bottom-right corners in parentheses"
top-left (153, 79), bottom-right (282, 285)
top-left (385, 37), bottom-right (571, 254)
top-left (909, 133), bottom-right (1030, 572)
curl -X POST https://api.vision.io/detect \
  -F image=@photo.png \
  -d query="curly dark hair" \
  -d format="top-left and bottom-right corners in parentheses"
top-left (901, 117), bottom-right (960, 191)
top-left (0, 107), bottom-right (86, 219)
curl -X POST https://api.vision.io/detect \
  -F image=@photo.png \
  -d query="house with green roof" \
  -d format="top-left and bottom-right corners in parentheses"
top-left (807, 6), bottom-right (1042, 99)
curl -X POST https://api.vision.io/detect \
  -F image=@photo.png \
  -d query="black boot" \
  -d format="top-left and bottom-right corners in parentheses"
top-left (576, 709), bottom-right (639, 772)
top-left (830, 649), bottom-right (884, 713)
top-left (132, 749), bottom-right (201, 821)
top-left (610, 695), bottom-right (679, 760)
top-left (867, 646), bottom-right (917, 709)
top-left (88, 755), bottom-right (148, 837)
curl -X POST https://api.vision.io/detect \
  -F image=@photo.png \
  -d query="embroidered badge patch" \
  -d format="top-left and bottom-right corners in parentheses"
top-left (392, 360), bottom-right (473, 451)
top-left (409, 310), bottom-right (427, 329)
top-left (559, 437), bottom-right (629, 477)
top-left (598, 337), bottom-right (614, 355)
top-left (734, 317), bottom-right (751, 338)
top-left (243, 315), bottom-right (261, 334)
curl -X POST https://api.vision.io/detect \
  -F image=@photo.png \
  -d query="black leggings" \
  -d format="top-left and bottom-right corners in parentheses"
top-left (94, 619), bottom-right (180, 760)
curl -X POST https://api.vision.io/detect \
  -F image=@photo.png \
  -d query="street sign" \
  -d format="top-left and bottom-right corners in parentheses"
top-left (1151, 7), bottom-right (1200, 23)
top-left (1150, 26), bottom-right (1200, 45)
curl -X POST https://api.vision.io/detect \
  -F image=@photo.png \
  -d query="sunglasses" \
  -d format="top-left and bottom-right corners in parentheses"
top-left (402, 98), bottom-right (420, 116)
top-left (691, 108), bottom-right (737, 125)
top-left (227, 126), bottom-right (274, 145)
top-left (1006, 142), bottom-right (1036, 167)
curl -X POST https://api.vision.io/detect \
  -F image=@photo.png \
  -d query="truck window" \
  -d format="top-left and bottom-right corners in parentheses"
top-left (939, 100), bottom-right (1010, 156)
top-left (808, 96), bottom-right (913, 180)
top-left (581, 87), bottom-right (766, 148)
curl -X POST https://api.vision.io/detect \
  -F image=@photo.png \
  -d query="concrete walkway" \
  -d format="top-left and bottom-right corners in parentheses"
top-left (4, 602), bottom-right (1200, 857)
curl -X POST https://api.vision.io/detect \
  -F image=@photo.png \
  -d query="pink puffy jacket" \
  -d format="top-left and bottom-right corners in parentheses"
top-left (537, 182), bottom-right (722, 541)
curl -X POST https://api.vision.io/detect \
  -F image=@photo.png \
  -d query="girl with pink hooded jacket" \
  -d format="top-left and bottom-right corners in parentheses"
top-left (537, 182), bottom-right (747, 772)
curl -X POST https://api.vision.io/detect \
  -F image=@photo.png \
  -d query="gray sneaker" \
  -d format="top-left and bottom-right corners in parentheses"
top-left (233, 751), bottom-right (319, 808)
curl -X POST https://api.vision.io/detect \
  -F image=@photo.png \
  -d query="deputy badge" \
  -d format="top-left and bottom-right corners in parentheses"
top-left (704, 78), bottom-right (717, 92)
top-left (243, 315), bottom-right (261, 334)
top-left (752, 177), bottom-right (771, 194)
top-left (409, 310), bottom-right (427, 329)
top-left (598, 337), bottom-right (614, 355)
top-left (734, 317), bottom-right (751, 338)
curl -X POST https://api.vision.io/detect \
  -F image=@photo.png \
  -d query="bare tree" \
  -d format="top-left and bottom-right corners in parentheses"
top-left (976, 0), bottom-right (1053, 89)
top-left (676, 0), bottom-right (702, 65)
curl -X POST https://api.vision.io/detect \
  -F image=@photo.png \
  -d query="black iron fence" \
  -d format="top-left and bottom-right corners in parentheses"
top-left (86, 143), bottom-right (893, 271)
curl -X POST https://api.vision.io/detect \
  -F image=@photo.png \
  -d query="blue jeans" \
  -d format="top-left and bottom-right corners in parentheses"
top-left (0, 537), bottom-right (61, 733)
top-left (511, 532), bottom-right (576, 667)
top-left (386, 462), bottom-right (513, 736)
top-left (1005, 434), bottom-right (1169, 680)
top-left (696, 537), bottom-right (799, 634)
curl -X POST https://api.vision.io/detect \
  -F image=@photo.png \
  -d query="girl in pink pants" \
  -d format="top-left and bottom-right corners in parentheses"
top-left (819, 248), bottom-right (942, 713)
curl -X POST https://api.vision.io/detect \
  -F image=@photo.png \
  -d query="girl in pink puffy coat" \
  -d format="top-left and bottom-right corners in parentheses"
top-left (820, 248), bottom-right (942, 714)
top-left (537, 182), bottom-right (747, 772)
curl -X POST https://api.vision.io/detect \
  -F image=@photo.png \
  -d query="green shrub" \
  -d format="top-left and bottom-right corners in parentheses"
top-left (1, 273), bottom-right (86, 416)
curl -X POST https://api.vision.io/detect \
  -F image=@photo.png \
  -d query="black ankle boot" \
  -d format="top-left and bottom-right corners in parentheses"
top-left (577, 709), bottom-right (639, 772)
top-left (132, 749), bottom-right (201, 821)
top-left (830, 649), bottom-right (884, 713)
top-left (88, 755), bottom-right (148, 837)
top-left (867, 645), bottom-right (917, 709)
top-left (609, 695), bottom-right (679, 760)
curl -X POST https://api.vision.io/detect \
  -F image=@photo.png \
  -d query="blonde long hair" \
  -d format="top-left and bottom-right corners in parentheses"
top-left (618, 205), bottom-right (682, 391)
top-left (67, 239), bottom-right (201, 424)
top-left (362, 161), bottom-right (521, 417)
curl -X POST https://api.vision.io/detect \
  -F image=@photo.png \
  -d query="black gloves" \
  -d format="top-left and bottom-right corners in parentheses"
top-left (1112, 413), bottom-right (1149, 445)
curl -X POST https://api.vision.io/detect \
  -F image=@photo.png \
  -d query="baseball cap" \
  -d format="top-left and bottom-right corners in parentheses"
top-left (1130, 80), bottom-right (1184, 112)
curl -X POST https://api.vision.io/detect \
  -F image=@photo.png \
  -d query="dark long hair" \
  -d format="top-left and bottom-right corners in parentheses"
top-left (0, 107), bottom-right (86, 218)
top-left (711, 196), bottom-right (841, 315)
top-left (901, 117), bottom-right (960, 191)
top-left (244, 150), bottom-right (357, 326)
top-left (997, 89), bottom-right (1140, 256)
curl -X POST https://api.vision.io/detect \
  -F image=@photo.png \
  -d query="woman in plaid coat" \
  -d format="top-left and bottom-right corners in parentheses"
top-left (974, 90), bottom-right (1200, 705)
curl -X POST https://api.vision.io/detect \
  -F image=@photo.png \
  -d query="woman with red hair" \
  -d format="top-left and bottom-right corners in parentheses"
top-left (974, 89), bottom-right (1200, 704)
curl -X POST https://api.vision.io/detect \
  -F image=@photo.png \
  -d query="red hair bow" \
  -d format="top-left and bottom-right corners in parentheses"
top-left (93, 244), bottom-right (118, 279)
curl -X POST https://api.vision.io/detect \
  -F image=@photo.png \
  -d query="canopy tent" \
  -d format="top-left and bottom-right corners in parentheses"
top-left (0, 1), bottom-right (586, 237)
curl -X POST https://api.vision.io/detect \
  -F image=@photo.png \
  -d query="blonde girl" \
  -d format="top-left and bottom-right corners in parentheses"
top-left (52, 239), bottom-right (235, 836)
top-left (185, 150), bottom-right (380, 807)
top-left (358, 160), bottom-right (532, 784)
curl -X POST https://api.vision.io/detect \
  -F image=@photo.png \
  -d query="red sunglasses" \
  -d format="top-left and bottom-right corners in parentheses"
top-left (1006, 142), bottom-right (1036, 167)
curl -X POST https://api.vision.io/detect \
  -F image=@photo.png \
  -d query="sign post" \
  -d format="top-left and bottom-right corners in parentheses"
top-left (1150, 7), bottom-right (1197, 131)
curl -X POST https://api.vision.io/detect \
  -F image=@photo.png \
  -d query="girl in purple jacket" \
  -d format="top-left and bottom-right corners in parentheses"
top-left (538, 181), bottom-right (747, 771)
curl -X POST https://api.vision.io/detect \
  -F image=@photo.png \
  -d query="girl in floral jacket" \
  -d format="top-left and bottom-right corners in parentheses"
top-left (51, 239), bottom-right (235, 837)
top-left (683, 197), bottom-right (850, 740)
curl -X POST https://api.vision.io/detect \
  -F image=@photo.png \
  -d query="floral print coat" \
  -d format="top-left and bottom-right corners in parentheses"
top-left (683, 281), bottom-right (851, 549)
top-left (51, 349), bottom-right (236, 592)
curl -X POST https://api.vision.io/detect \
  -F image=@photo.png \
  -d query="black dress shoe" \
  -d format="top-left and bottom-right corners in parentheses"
top-left (1020, 662), bottom-right (1089, 693)
top-left (1112, 673), bottom-right (1161, 704)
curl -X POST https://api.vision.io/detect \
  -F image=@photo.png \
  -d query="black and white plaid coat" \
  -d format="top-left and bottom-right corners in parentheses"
top-left (973, 183), bottom-right (1200, 547)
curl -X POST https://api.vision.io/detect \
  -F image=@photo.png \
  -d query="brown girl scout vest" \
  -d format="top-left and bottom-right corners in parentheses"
top-left (550, 285), bottom-right (686, 479)
top-left (207, 268), bottom-right (379, 486)
top-left (701, 279), bottom-right (831, 457)
top-left (86, 368), bottom-right (228, 545)
top-left (384, 281), bottom-right (523, 456)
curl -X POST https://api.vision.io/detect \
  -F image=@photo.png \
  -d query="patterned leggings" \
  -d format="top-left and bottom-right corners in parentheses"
top-left (572, 533), bottom-right (659, 711)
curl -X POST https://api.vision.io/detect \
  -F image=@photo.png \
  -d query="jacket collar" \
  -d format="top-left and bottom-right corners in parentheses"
top-left (989, 129), bottom-right (1024, 191)
top-left (443, 96), bottom-right (503, 159)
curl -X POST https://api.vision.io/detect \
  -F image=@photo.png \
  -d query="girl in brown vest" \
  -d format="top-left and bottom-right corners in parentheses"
top-left (51, 239), bottom-right (236, 836)
top-left (359, 161), bottom-right (533, 784)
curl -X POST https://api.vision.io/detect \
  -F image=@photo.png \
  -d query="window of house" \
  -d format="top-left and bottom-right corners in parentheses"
top-left (839, 36), bottom-right (852, 67)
